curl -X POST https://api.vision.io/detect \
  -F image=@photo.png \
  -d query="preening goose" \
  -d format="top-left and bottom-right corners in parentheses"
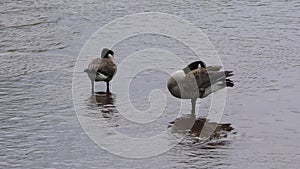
top-left (84, 48), bottom-right (117, 93)
top-left (167, 61), bottom-right (234, 114)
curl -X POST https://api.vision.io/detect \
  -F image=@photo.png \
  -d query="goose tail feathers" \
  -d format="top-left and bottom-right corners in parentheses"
top-left (225, 71), bottom-right (234, 77)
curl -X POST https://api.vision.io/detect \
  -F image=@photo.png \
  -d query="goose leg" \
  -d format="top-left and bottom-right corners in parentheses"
top-left (91, 81), bottom-right (95, 94)
top-left (106, 81), bottom-right (110, 93)
top-left (191, 98), bottom-right (197, 115)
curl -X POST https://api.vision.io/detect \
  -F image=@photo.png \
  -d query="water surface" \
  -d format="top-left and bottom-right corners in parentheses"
top-left (1, 0), bottom-right (299, 168)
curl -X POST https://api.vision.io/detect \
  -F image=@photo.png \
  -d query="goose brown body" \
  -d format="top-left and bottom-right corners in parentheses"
top-left (85, 48), bottom-right (117, 93)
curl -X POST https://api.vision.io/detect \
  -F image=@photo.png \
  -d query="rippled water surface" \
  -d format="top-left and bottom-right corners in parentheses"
top-left (1, 0), bottom-right (300, 168)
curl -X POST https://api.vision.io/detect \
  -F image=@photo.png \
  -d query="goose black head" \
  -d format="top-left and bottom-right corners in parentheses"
top-left (183, 61), bottom-right (206, 74)
top-left (101, 48), bottom-right (114, 58)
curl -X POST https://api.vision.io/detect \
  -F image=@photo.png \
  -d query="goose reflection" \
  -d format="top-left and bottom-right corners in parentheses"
top-left (168, 115), bottom-right (234, 140)
top-left (94, 91), bottom-right (115, 105)
top-left (88, 91), bottom-right (116, 115)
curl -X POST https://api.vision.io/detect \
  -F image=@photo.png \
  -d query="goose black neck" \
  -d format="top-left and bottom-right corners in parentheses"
top-left (183, 61), bottom-right (206, 74)
top-left (101, 48), bottom-right (114, 58)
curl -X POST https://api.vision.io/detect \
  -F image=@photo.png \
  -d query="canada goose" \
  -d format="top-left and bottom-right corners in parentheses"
top-left (84, 48), bottom-right (117, 93)
top-left (167, 61), bottom-right (234, 114)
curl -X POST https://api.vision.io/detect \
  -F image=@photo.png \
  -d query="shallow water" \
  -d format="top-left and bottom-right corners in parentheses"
top-left (1, 0), bottom-right (300, 168)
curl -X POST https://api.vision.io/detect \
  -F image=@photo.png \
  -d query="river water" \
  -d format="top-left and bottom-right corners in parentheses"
top-left (1, 0), bottom-right (299, 168)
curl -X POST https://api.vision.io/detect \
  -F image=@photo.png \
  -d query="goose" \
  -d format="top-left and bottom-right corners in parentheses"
top-left (84, 48), bottom-right (117, 93)
top-left (167, 61), bottom-right (234, 114)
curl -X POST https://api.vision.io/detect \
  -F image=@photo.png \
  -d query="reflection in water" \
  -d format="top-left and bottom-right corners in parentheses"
top-left (86, 91), bottom-right (235, 165)
top-left (88, 91), bottom-right (234, 146)
top-left (88, 91), bottom-right (116, 116)
top-left (169, 114), bottom-right (234, 144)
top-left (167, 115), bottom-right (235, 168)
top-left (94, 91), bottom-right (115, 106)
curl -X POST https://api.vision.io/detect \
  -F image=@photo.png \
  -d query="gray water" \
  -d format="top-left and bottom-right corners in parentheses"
top-left (1, 0), bottom-right (300, 168)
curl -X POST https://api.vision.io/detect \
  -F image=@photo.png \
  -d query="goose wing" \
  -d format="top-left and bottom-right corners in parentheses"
top-left (183, 65), bottom-right (223, 90)
top-left (86, 58), bottom-right (117, 81)
top-left (184, 67), bottom-right (233, 96)
top-left (87, 58), bottom-right (117, 75)
top-left (87, 58), bottom-right (104, 72)
top-left (205, 65), bottom-right (222, 72)
top-left (96, 58), bottom-right (117, 80)
top-left (183, 68), bottom-right (210, 92)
